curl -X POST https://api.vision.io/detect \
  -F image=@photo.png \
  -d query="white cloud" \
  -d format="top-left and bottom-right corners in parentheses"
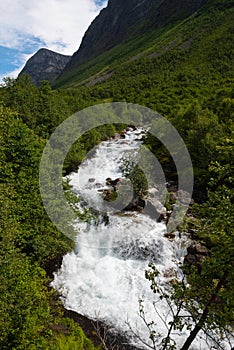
top-left (0, 66), bottom-right (23, 84)
top-left (0, 0), bottom-right (107, 55)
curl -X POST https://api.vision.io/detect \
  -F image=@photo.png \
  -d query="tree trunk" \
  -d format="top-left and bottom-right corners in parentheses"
top-left (180, 270), bottom-right (229, 350)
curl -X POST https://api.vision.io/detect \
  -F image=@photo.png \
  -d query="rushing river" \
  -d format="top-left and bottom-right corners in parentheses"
top-left (52, 128), bottom-right (231, 350)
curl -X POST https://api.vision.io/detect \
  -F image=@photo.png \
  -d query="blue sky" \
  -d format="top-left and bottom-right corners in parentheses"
top-left (0, 0), bottom-right (107, 82)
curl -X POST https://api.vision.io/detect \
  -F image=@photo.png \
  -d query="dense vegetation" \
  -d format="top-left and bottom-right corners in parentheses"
top-left (0, 0), bottom-right (233, 348)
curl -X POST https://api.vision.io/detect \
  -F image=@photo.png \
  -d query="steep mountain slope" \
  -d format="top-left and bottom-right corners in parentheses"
top-left (62, 0), bottom-right (209, 73)
top-left (19, 48), bottom-right (71, 85)
top-left (54, 0), bottom-right (233, 89)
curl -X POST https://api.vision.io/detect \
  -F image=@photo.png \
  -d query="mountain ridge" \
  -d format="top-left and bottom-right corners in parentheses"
top-left (19, 48), bottom-right (71, 86)
top-left (63, 0), bottom-right (209, 73)
top-left (53, 0), bottom-right (234, 89)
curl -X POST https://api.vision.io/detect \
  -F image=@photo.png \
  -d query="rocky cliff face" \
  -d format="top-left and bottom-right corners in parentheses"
top-left (19, 49), bottom-right (71, 85)
top-left (64, 0), bottom-right (209, 72)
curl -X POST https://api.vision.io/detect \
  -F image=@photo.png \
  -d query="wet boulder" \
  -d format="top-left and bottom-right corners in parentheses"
top-left (184, 242), bottom-right (209, 271)
top-left (106, 177), bottom-right (122, 188)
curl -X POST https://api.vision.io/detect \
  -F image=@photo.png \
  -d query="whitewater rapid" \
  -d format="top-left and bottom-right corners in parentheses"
top-left (52, 129), bottom-right (231, 350)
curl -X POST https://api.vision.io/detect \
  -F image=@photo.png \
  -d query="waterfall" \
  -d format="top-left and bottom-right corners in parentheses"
top-left (52, 128), bottom-right (230, 350)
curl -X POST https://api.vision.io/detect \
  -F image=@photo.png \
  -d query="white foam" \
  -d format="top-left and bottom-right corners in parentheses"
top-left (52, 129), bottom-right (232, 350)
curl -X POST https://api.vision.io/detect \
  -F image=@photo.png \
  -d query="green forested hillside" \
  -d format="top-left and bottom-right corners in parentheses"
top-left (54, 0), bottom-right (233, 88)
top-left (0, 0), bottom-right (233, 348)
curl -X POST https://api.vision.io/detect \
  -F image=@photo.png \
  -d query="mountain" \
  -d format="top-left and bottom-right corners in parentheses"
top-left (63, 0), bottom-right (209, 72)
top-left (19, 48), bottom-right (71, 85)
top-left (54, 0), bottom-right (233, 89)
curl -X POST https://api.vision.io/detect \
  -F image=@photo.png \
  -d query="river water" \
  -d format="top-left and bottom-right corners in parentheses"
top-left (52, 128), bottom-right (231, 350)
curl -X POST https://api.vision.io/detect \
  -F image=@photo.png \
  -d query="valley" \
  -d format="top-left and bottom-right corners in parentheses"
top-left (0, 0), bottom-right (233, 349)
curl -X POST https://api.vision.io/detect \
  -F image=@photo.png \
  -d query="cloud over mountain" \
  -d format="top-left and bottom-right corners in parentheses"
top-left (0, 0), bottom-right (107, 55)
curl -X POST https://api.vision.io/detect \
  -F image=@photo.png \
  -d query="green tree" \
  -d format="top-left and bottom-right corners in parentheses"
top-left (142, 138), bottom-right (234, 349)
